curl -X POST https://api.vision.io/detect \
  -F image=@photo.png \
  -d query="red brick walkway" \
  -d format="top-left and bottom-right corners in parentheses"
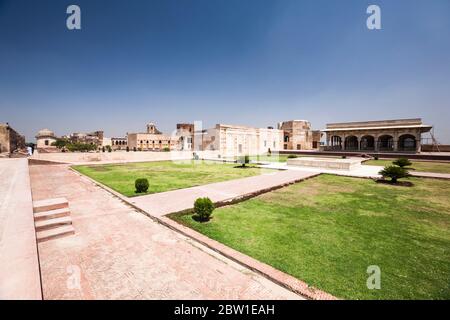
top-left (29, 164), bottom-right (302, 300)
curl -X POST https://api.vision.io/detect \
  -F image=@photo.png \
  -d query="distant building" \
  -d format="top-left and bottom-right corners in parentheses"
top-left (111, 137), bottom-right (127, 150)
top-left (0, 123), bottom-right (26, 154)
top-left (200, 124), bottom-right (283, 157)
top-left (278, 120), bottom-right (322, 150)
top-left (127, 123), bottom-right (178, 151)
top-left (176, 123), bottom-right (194, 151)
top-left (322, 118), bottom-right (433, 153)
top-left (66, 131), bottom-right (104, 148)
top-left (35, 128), bottom-right (57, 150)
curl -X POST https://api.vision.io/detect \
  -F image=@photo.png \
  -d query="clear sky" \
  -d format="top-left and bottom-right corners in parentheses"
top-left (1, 0), bottom-right (449, 143)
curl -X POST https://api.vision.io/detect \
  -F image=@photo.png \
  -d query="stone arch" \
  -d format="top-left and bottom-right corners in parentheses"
top-left (360, 135), bottom-right (375, 151)
top-left (344, 136), bottom-right (358, 151)
top-left (398, 134), bottom-right (416, 152)
top-left (378, 135), bottom-right (394, 151)
top-left (330, 135), bottom-right (342, 150)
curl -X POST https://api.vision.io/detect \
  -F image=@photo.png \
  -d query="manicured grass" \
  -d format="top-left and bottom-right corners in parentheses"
top-left (73, 160), bottom-right (270, 197)
top-left (172, 175), bottom-right (450, 299)
top-left (364, 159), bottom-right (450, 174)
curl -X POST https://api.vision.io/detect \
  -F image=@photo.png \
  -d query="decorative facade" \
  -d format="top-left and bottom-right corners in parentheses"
top-left (278, 120), bottom-right (322, 150)
top-left (322, 118), bottom-right (432, 153)
top-left (127, 123), bottom-right (178, 151)
top-left (111, 137), bottom-right (127, 150)
top-left (201, 124), bottom-right (283, 157)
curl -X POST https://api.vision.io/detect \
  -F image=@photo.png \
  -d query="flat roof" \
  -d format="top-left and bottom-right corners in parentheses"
top-left (322, 124), bottom-right (433, 132)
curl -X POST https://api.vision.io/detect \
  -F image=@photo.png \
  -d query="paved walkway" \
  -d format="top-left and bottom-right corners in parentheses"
top-left (129, 170), bottom-right (318, 217)
top-left (0, 159), bottom-right (41, 299)
top-left (257, 162), bottom-right (450, 180)
top-left (410, 171), bottom-right (450, 179)
top-left (259, 162), bottom-right (383, 178)
top-left (29, 164), bottom-right (301, 300)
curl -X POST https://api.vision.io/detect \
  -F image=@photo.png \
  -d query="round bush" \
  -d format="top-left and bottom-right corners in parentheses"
top-left (193, 197), bottom-right (214, 222)
top-left (379, 165), bottom-right (410, 183)
top-left (135, 178), bottom-right (149, 193)
top-left (393, 158), bottom-right (412, 168)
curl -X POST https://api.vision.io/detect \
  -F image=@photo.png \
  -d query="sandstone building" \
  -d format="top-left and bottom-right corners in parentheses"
top-left (322, 118), bottom-right (432, 153)
top-left (176, 123), bottom-right (194, 151)
top-left (278, 120), bottom-right (322, 150)
top-left (200, 124), bottom-right (283, 157)
top-left (35, 128), bottom-right (58, 150)
top-left (111, 137), bottom-right (127, 150)
top-left (127, 123), bottom-right (178, 151)
top-left (0, 123), bottom-right (26, 154)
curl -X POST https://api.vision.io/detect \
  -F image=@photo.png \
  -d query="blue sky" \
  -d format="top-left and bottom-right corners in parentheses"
top-left (0, 0), bottom-right (449, 143)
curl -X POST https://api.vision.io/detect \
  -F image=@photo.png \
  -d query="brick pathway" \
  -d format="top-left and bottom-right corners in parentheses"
top-left (29, 164), bottom-right (302, 300)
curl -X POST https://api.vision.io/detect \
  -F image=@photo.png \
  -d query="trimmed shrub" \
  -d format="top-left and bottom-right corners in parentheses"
top-left (126, 146), bottom-right (130, 152)
top-left (163, 147), bottom-right (170, 152)
top-left (287, 154), bottom-right (298, 159)
top-left (238, 155), bottom-right (250, 167)
top-left (193, 197), bottom-right (214, 222)
top-left (342, 155), bottom-right (347, 159)
top-left (393, 158), bottom-right (412, 168)
top-left (379, 165), bottom-right (410, 183)
top-left (135, 178), bottom-right (149, 193)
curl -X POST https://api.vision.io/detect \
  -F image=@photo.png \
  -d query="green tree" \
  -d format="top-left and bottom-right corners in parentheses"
top-left (379, 166), bottom-right (410, 183)
top-left (238, 155), bottom-right (250, 167)
top-left (393, 158), bottom-right (412, 168)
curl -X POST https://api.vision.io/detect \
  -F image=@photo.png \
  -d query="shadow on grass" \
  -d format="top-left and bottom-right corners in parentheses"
top-left (375, 179), bottom-right (414, 187)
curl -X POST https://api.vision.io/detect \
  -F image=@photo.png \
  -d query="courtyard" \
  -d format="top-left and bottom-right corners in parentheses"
top-left (73, 160), bottom-right (270, 197)
top-left (171, 174), bottom-right (450, 300)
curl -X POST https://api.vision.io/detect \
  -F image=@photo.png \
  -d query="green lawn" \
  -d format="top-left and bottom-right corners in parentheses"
top-left (364, 159), bottom-right (450, 174)
top-left (73, 160), bottom-right (270, 197)
top-left (172, 175), bottom-right (450, 299)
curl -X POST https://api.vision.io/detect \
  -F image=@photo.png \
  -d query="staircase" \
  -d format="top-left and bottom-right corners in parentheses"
top-left (33, 197), bottom-right (75, 243)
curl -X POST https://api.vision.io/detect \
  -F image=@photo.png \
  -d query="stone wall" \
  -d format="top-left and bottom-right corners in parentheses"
top-left (30, 150), bottom-right (220, 164)
top-left (0, 123), bottom-right (26, 153)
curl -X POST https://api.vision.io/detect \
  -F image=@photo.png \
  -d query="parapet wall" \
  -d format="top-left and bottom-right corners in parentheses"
top-left (0, 159), bottom-right (42, 299)
top-left (30, 150), bottom-right (220, 164)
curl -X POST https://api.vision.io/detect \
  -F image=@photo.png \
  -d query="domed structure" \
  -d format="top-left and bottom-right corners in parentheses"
top-left (36, 128), bottom-right (55, 138)
top-left (36, 128), bottom-right (57, 149)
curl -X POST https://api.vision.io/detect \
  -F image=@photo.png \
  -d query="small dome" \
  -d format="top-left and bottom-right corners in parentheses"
top-left (37, 128), bottom-right (55, 138)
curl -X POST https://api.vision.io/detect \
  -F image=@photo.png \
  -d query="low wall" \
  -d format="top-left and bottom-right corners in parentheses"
top-left (280, 150), bottom-right (450, 161)
top-left (421, 144), bottom-right (450, 152)
top-left (0, 159), bottom-right (42, 299)
top-left (30, 150), bottom-right (221, 164)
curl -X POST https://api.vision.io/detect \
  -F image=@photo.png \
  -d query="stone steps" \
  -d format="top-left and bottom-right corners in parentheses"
top-left (32, 197), bottom-right (74, 242)
top-left (35, 216), bottom-right (72, 232)
top-left (34, 207), bottom-right (71, 221)
top-left (36, 225), bottom-right (75, 243)
top-left (33, 197), bottom-right (69, 213)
